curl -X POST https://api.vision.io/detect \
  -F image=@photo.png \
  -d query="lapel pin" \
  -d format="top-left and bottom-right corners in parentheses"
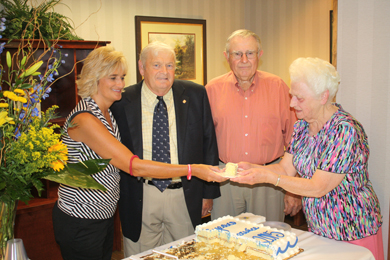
top-left (183, 100), bottom-right (187, 104)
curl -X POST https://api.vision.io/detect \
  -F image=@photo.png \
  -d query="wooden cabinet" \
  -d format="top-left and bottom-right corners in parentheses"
top-left (0, 39), bottom-right (110, 125)
top-left (1, 40), bottom-right (122, 259)
top-left (15, 196), bottom-right (121, 260)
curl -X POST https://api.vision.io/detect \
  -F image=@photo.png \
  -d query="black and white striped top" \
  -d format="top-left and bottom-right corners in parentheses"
top-left (57, 97), bottom-right (121, 219)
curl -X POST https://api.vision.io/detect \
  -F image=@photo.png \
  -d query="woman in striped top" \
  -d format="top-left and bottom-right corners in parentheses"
top-left (52, 46), bottom-right (226, 260)
top-left (231, 57), bottom-right (383, 260)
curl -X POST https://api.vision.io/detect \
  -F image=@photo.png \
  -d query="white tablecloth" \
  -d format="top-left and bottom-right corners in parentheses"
top-left (126, 228), bottom-right (375, 260)
top-left (292, 229), bottom-right (374, 260)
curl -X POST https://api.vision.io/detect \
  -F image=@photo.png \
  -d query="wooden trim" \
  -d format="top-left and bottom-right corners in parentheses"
top-left (0, 39), bottom-right (111, 49)
top-left (135, 15), bottom-right (207, 85)
top-left (332, 0), bottom-right (338, 68)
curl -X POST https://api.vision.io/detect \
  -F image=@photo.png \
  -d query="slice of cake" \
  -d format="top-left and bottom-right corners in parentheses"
top-left (195, 215), bottom-right (300, 260)
top-left (225, 162), bottom-right (238, 177)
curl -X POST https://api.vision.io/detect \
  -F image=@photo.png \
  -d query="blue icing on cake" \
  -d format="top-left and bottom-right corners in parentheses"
top-left (195, 215), bottom-right (300, 260)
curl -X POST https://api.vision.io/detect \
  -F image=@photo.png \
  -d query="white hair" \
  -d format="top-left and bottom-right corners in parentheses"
top-left (139, 41), bottom-right (176, 66)
top-left (289, 57), bottom-right (340, 101)
top-left (225, 29), bottom-right (262, 55)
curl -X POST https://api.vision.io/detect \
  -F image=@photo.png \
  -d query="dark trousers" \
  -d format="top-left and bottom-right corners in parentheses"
top-left (52, 202), bottom-right (114, 260)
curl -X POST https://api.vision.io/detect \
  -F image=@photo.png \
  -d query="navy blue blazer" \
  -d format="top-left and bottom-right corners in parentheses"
top-left (110, 79), bottom-right (220, 242)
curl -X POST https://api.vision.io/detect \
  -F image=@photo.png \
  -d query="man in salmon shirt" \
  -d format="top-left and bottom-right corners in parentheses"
top-left (206, 29), bottom-right (301, 222)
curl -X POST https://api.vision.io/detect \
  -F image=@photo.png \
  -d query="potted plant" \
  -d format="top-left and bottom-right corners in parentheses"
top-left (0, 0), bottom-right (82, 44)
top-left (0, 2), bottom-right (108, 259)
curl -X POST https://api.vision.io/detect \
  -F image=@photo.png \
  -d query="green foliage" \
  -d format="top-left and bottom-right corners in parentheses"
top-left (0, 3), bottom-right (107, 205)
top-left (174, 35), bottom-right (195, 80)
top-left (44, 159), bottom-right (109, 191)
top-left (0, 0), bottom-right (82, 43)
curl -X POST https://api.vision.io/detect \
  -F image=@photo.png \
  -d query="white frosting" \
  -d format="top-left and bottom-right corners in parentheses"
top-left (195, 215), bottom-right (299, 260)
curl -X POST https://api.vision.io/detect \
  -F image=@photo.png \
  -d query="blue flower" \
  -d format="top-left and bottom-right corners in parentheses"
top-left (46, 74), bottom-right (54, 82)
top-left (31, 108), bottom-right (39, 117)
top-left (30, 94), bottom-right (39, 103)
top-left (30, 85), bottom-right (43, 103)
top-left (14, 129), bottom-right (21, 140)
top-left (19, 109), bottom-right (26, 120)
top-left (1, 18), bottom-right (6, 22)
top-left (0, 42), bottom-right (5, 55)
top-left (41, 86), bottom-right (52, 100)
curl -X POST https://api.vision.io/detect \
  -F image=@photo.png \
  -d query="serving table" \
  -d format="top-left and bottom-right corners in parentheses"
top-left (125, 228), bottom-right (375, 260)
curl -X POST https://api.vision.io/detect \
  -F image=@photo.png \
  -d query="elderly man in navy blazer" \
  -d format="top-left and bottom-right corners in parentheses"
top-left (111, 41), bottom-right (220, 257)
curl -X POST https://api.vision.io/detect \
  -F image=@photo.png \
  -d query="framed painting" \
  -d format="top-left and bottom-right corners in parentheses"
top-left (135, 16), bottom-right (207, 85)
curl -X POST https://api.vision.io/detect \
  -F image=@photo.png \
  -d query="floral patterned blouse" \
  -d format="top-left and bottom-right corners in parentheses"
top-left (286, 104), bottom-right (382, 241)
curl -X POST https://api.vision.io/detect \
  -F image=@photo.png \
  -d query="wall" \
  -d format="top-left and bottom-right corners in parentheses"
top-left (245, 0), bottom-right (333, 83)
top-left (56, 0), bottom-right (246, 86)
top-left (55, 0), bottom-right (331, 86)
top-left (337, 1), bottom-right (390, 257)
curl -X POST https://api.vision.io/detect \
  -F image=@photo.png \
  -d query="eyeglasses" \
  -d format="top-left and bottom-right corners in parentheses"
top-left (229, 51), bottom-right (258, 60)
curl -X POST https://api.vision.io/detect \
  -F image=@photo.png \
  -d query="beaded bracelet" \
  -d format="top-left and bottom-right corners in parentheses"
top-left (187, 164), bottom-right (192, 180)
top-left (129, 155), bottom-right (139, 176)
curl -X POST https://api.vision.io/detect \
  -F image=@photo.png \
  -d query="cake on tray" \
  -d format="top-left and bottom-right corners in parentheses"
top-left (195, 215), bottom-right (300, 260)
top-left (142, 240), bottom-right (261, 260)
top-left (138, 215), bottom-right (302, 260)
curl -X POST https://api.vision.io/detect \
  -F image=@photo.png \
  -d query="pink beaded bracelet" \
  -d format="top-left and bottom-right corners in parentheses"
top-left (187, 164), bottom-right (192, 180)
top-left (129, 155), bottom-right (139, 176)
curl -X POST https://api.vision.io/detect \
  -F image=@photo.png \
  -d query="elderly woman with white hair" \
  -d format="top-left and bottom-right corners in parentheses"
top-left (231, 57), bottom-right (383, 259)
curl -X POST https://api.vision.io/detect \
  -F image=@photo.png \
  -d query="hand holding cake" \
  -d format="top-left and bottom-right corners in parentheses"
top-left (230, 162), bottom-right (271, 185)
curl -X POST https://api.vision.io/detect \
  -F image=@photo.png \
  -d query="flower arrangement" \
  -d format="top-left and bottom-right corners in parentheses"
top-left (0, 19), bottom-right (106, 205)
top-left (0, 5), bottom-right (106, 258)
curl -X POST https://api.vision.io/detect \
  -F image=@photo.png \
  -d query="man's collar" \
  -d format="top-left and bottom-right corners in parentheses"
top-left (141, 81), bottom-right (173, 105)
top-left (233, 71), bottom-right (258, 90)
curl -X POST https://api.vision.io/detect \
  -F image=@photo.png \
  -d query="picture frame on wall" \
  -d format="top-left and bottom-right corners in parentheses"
top-left (135, 15), bottom-right (207, 85)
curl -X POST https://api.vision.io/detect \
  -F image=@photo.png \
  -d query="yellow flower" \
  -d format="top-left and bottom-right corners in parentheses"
top-left (0, 103), bottom-right (9, 108)
top-left (48, 141), bottom-right (69, 162)
top-left (32, 152), bottom-right (41, 160)
top-left (3, 91), bottom-right (13, 98)
top-left (50, 160), bottom-right (65, 171)
top-left (3, 91), bottom-right (19, 102)
top-left (14, 89), bottom-right (25, 95)
top-left (16, 97), bottom-right (27, 103)
top-left (27, 142), bottom-right (34, 150)
top-left (0, 111), bottom-right (14, 127)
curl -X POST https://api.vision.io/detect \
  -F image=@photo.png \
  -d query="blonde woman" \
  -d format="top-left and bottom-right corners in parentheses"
top-left (52, 46), bottom-right (226, 260)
